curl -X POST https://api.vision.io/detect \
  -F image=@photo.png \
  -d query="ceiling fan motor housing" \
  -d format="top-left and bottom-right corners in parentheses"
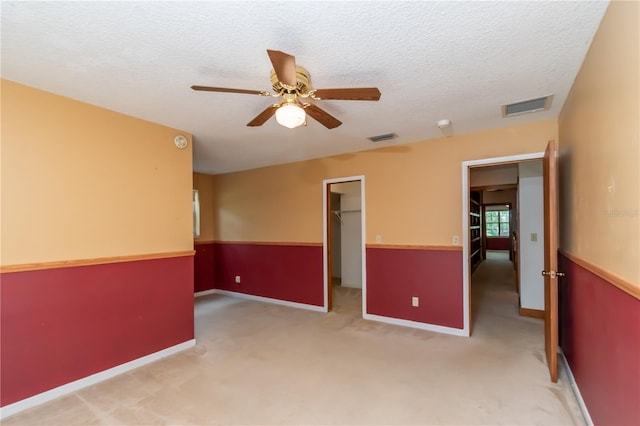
top-left (271, 66), bottom-right (310, 94)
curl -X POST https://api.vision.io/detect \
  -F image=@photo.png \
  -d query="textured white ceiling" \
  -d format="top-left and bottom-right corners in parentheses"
top-left (1, 1), bottom-right (609, 174)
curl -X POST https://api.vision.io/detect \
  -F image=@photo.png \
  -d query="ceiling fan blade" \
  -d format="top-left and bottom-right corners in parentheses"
top-left (313, 88), bottom-right (381, 101)
top-left (191, 85), bottom-right (266, 95)
top-left (247, 104), bottom-right (278, 127)
top-left (267, 49), bottom-right (297, 87)
top-left (304, 104), bottom-right (342, 129)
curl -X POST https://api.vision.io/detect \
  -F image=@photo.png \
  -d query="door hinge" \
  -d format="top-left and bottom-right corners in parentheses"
top-left (541, 270), bottom-right (565, 279)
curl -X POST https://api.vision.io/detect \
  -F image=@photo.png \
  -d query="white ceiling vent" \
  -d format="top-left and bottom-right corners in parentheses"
top-left (502, 95), bottom-right (553, 117)
top-left (368, 133), bottom-right (397, 143)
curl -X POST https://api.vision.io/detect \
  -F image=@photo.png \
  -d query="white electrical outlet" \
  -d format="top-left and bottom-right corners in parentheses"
top-left (412, 296), bottom-right (419, 307)
top-left (453, 235), bottom-right (459, 245)
top-left (235, 275), bottom-right (241, 284)
top-left (531, 233), bottom-right (537, 242)
top-left (376, 234), bottom-right (382, 242)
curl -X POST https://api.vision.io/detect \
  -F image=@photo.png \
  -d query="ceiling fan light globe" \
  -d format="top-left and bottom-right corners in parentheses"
top-left (275, 104), bottom-right (306, 129)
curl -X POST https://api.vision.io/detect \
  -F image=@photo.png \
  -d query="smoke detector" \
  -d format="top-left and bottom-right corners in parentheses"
top-left (437, 119), bottom-right (451, 129)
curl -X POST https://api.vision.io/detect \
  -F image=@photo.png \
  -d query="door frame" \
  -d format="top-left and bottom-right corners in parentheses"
top-left (462, 152), bottom-right (544, 336)
top-left (323, 175), bottom-right (366, 313)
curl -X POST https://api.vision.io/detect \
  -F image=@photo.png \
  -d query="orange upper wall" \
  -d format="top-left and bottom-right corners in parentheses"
top-left (193, 172), bottom-right (215, 242)
top-left (214, 119), bottom-right (556, 245)
top-left (558, 1), bottom-right (639, 286)
top-left (1, 80), bottom-right (194, 265)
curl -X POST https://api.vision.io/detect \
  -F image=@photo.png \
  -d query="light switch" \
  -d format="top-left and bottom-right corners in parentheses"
top-left (531, 233), bottom-right (537, 242)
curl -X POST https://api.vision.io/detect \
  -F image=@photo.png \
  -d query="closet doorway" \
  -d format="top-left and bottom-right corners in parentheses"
top-left (323, 176), bottom-right (366, 313)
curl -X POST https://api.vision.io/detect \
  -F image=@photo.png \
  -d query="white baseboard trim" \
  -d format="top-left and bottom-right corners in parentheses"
top-left (559, 349), bottom-right (593, 426)
top-left (212, 289), bottom-right (326, 312)
top-left (0, 339), bottom-right (196, 420)
top-left (194, 289), bottom-right (217, 297)
top-left (363, 313), bottom-right (468, 336)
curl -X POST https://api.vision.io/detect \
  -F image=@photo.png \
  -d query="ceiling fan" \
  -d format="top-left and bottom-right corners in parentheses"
top-left (191, 49), bottom-right (381, 129)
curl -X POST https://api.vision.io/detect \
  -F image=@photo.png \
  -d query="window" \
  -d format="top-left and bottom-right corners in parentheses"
top-left (485, 209), bottom-right (510, 237)
top-left (193, 190), bottom-right (200, 238)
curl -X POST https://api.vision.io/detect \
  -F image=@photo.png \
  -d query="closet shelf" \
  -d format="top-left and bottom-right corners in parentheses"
top-left (470, 190), bottom-right (482, 273)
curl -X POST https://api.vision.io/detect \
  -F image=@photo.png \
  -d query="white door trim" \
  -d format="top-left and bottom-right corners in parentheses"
top-left (461, 152), bottom-right (544, 336)
top-left (323, 175), bottom-right (366, 314)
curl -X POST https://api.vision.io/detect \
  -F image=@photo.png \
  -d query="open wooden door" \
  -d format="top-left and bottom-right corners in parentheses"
top-left (542, 140), bottom-right (561, 382)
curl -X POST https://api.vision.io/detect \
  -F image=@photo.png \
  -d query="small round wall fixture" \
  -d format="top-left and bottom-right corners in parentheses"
top-left (174, 135), bottom-right (188, 149)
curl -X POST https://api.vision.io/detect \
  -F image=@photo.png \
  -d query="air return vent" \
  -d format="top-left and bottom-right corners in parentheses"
top-left (368, 133), bottom-right (397, 142)
top-left (502, 95), bottom-right (553, 117)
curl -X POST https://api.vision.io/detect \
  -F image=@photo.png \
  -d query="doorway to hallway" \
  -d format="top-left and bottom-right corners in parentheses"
top-left (465, 157), bottom-right (546, 336)
top-left (462, 143), bottom-right (560, 382)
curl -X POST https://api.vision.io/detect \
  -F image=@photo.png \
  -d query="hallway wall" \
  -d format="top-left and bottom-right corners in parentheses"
top-left (518, 163), bottom-right (544, 311)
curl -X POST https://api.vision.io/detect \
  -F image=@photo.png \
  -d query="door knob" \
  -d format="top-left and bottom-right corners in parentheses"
top-left (541, 270), bottom-right (565, 278)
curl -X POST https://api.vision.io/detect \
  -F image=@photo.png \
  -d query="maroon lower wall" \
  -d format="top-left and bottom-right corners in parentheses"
top-left (559, 254), bottom-right (640, 425)
top-left (213, 243), bottom-right (323, 306)
top-left (366, 247), bottom-right (463, 329)
top-left (194, 242), bottom-right (215, 293)
top-left (0, 255), bottom-right (194, 407)
top-left (486, 237), bottom-right (510, 250)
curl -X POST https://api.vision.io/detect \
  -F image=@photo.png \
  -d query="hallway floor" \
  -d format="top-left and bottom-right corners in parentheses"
top-left (4, 268), bottom-right (585, 425)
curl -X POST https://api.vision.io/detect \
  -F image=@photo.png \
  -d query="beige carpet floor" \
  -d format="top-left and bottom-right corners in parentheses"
top-left (3, 258), bottom-right (585, 425)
